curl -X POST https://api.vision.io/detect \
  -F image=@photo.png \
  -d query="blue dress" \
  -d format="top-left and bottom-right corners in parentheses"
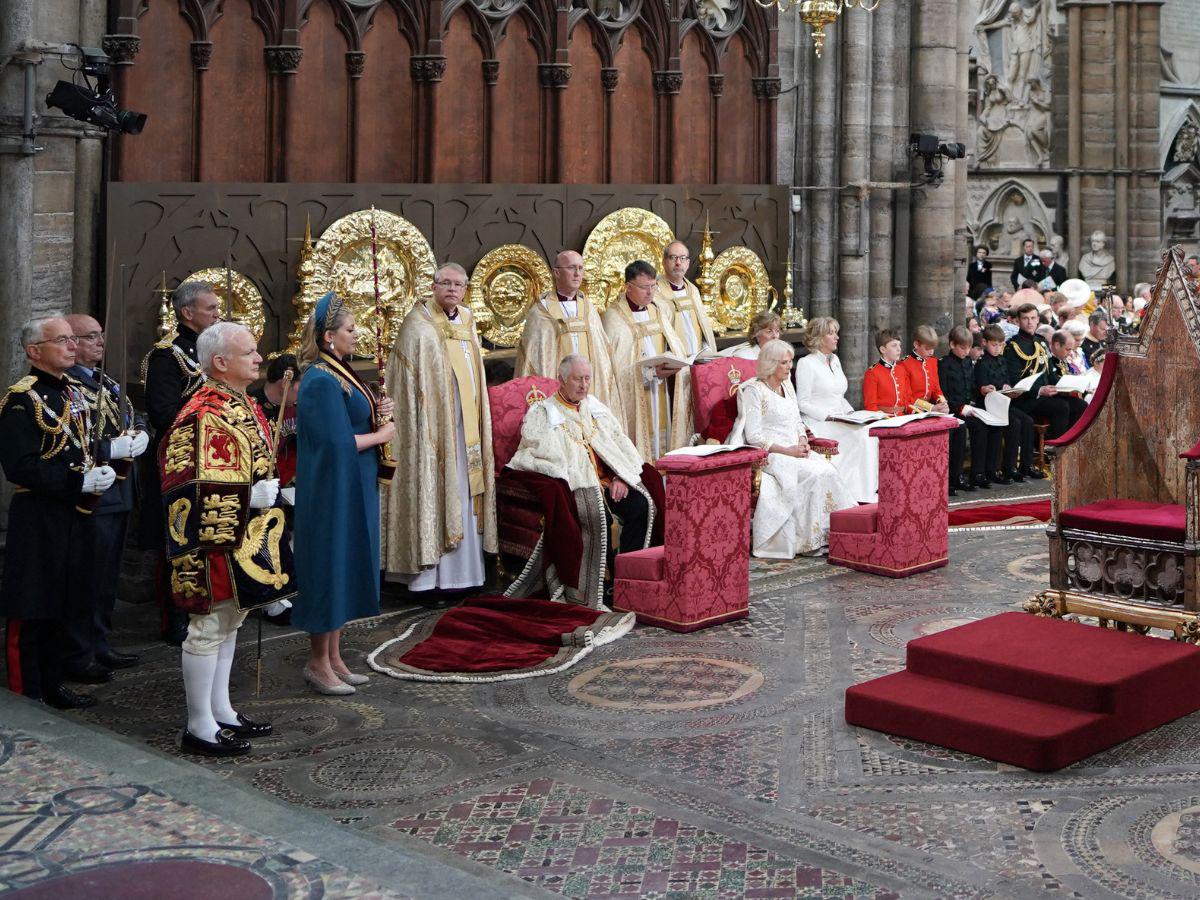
top-left (293, 357), bottom-right (380, 633)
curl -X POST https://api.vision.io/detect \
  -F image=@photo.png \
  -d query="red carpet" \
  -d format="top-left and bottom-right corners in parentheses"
top-left (845, 612), bottom-right (1200, 771)
top-left (368, 596), bottom-right (635, 682)
top-left (947, 499), bottom-right (1050, 527)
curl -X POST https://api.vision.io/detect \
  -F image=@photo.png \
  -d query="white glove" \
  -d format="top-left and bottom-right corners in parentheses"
top-left (82, 465), bottom-right (117, 494)
top-left (249, 478), bottom-right (280, 509)
top-left (108, 435), bottom-right (133, 459)
top-left (128, 430), bottom-right (149, 457)
top-left (279, 486), bottom-right (296, 506)
top-left (263, 599), bottom-right (292, 616)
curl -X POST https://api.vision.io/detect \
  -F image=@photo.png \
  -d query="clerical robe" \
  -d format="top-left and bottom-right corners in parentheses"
top-left (655, 275), bottom-right (717, 450)
top-left (601, 299), bottom-right (690, 464)
top-left (382, 300), bottom-right (498, 583)
top-left (516, 290), bottom-right (623, 417)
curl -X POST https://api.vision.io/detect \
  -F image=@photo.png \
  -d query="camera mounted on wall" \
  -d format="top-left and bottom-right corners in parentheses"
top-left (46, 46), bottom-right (147, 135)
top-left (909, 134), bottom-right (965, 186)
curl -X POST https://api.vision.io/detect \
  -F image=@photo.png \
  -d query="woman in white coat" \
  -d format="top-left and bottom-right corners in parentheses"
top-left (792, 317), bottom-right (879, 503)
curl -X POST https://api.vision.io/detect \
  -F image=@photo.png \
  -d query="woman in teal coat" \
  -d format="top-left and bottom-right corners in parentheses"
top-left (293, 292), bottom-right (395, 694)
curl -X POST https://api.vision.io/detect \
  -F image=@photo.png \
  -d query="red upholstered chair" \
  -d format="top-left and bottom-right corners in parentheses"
top-left (1036, 247), bottom-right (1200, 637)
top-left (488, 375), bottom-right (560, 564)
top-left (690, 358), bottom-right (838, 458)
top-left (613, 447), bottom-right (767, 632)
top-left (827, 416), bottom-right (960, 577)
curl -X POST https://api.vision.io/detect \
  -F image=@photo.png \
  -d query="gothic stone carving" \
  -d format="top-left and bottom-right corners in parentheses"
top-left (101, 34), bottom-right (141, 65)
top-left (538, 63), bottom-right (572, 89)
top-left (190, 41), bottom-right (213, 71)
top-left (410, 56), bottom-right (447, 83)
top-left (265, 45), bottom-right (303, 74)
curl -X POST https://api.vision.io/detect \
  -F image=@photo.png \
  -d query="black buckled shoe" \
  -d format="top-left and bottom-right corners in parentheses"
top-left (180, 727), bottom-right (251, 758)
top-left (64, 662), bottom-right (114, 685)
top-left (97, 649), bottom-right (140, 669)
top-left (216, 713), bottom-right (273, 739)
top-left (1008, 468), bottom-right (1025, 483)
top-left (1020, 466), bottom-right (1048, 480)
top-left (974, 475), bottom-right (992, 490)
top-left (957, 474), bottom-right (976, 493)
top-left (44, 686), bottom-right (97, 710)
top-left (992, 471), bottom-right (1013, 485)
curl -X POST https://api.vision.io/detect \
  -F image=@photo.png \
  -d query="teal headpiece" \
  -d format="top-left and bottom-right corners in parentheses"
top-left (313, 291), bottom-right (344, 336)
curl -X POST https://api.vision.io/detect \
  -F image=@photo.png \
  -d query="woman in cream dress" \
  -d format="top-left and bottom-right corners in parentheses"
top-left (722, 311), bottom-right (783, 360)
top-left (731, 340), bottom-right (856, 558)
top-left (792, 317), bottom-right (879, 503)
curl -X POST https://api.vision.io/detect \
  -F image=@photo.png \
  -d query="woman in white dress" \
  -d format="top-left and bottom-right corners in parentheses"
top-left (793, 317), bottom-right (879, 503)
top-left (723, 311), bottom-right (782, 360)
top-left (732, 340), bottom-right (856, 558)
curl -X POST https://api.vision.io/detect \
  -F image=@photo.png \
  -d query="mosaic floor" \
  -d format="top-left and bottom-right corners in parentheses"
top-left (8, 483), bottom-right (1200, 898)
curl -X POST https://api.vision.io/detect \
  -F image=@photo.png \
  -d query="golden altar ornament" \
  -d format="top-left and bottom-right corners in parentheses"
top-left (298, 209), bottom-right (435, 359)
top-left (582, 207), bottom-right (675, 311)
top-left (184, 266), bottom-right (266, 340)
top-left (467, 244), bottom-right (553, 349)
top-left (710, 246), bottom-right (773, 335)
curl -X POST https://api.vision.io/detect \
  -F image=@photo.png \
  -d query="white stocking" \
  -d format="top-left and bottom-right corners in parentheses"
top-left (181, 650), bottom-right (219, 741)
top-left (210, 633), bottom-right (239, 724)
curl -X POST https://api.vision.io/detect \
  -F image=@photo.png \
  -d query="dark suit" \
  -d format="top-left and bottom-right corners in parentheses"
top-left (1041, 262), bottom-right (1067, 289)
top-left (966, 258), bottom-right (993, 299)
top-left (1010, 254), bottom-right (1044, 289)
top-left (940, 352), bottom-right (999, 483)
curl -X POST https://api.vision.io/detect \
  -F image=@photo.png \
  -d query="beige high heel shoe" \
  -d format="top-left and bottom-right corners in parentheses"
top-left (335, 670), bottom-right (370, 686)
top-left (303, 667), bottom-right (355, 696)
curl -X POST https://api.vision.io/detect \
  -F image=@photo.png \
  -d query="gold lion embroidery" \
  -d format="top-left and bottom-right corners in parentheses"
top-left (233, 508), bottom-right (290, 589)
top-left (164, 423), bottom-right (195, 474)
top-left (167, 497), bottom-right (191, 547)
top-left (170, 552), bottom-right (208, 599)
top-left (198, 492), bottom-right (241, 543)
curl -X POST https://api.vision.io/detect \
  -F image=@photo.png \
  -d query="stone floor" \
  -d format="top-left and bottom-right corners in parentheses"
top-left (8, 482), bottom-right (1200, 898)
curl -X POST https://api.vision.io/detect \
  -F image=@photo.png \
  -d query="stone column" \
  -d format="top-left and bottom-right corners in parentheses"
top-left (907, 0), bottom-right (960, 337)
top-left (807, 27), bottom-right (841, 321)
top-left (868, 0), bottom-right (906, 343)
top-left (0, 0), bottom-right (34, 387)
top-left (72, 0), bottom-right (106, 314)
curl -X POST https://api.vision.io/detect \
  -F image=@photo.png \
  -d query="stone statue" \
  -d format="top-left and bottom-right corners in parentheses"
top-left (1078, 230), bottom-right (1116, 289)
top-left (696, 0), bottom-right (736, 31)
top-left (1005, 2), bottom-right (1042, 106)
top-left (976, 74), bottom-right (1012, 165)
top-left (1023, 77), bottom-right (1051, 167)
top-left (1050, 233), bottom-right (1069, 273)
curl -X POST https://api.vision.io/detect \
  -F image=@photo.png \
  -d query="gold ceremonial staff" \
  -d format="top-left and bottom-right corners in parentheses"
top-left (369, 206), bottom-right (398, 485)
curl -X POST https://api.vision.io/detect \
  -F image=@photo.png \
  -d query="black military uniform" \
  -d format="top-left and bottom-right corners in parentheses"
top-left (939, 350), bottom-right (1000, 490)
top-left (1004, 330), bottom-right (1075, 440)
top-left (140, 327), bottom-right (205, 642)
top-left (63, 363), bottom-right (143, 676)
top-left (0, 369), bottom-right (95, 707)
top-left (973, 350), bottom-right (1038, 480)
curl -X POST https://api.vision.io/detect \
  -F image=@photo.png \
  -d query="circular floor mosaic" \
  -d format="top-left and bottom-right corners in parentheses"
top-left (566, 656), bottom-right (764, 711)
top-left (311, 746), bottom-right (451, 793)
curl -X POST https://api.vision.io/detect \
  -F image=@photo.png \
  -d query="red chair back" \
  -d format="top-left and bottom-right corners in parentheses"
top-left (691, 357), bottom-right (758, 442)
top-left (488, 375), bottom-right (560, 470)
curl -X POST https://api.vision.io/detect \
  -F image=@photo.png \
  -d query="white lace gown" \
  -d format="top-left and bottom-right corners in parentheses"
top-left (732, 380), bottom-right (857, 559)
top-left (793, 351), bottom-right (879, 503)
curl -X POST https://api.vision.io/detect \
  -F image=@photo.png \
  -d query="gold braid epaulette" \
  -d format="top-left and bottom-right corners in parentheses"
top-left (140, 339), bottom-right (204, 392)
top-left (0, 375), bottom-right (79, 459)
top-left (1009, 337), bottom-right (1047, 377)
top-left (0, 375), bottom-right (37, 417)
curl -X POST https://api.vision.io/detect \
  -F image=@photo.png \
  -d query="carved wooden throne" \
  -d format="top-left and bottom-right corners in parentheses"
top-left (1029, 246), bottom-right (1200, 640)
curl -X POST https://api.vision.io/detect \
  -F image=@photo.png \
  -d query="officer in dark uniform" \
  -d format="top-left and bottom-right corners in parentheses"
top-left (64, 314), bottom-right (149, 680)
top-left (140, 282), bottom-right (220, 644)
top-left (1, 316), bottom-right (115, 708)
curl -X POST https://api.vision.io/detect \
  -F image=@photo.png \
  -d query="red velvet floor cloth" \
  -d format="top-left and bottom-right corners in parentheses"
top-left (368, 596), bottom-right (636, 682)
top-left (948, 499), bottom-right (1051, 527)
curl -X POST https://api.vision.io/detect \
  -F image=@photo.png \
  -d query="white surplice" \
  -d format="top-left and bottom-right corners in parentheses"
top-left (731, 379), bottom-right (856, 558)
top-left (793, 351), bottom-right (879, 503)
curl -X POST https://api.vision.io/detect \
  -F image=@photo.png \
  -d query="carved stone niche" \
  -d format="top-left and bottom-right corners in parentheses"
top-left (1162, 162), bottom-right (1200, 248)
top-left (966, 178), bottom-right (1052, 264)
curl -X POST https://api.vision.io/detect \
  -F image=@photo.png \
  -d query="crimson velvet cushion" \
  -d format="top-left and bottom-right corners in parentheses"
top-left (614, 546), bottom-right (665, 582)
top-left (830, 503), bottom-right (879, 535)
top-left (1058, 499), bottom-right (1186, 542)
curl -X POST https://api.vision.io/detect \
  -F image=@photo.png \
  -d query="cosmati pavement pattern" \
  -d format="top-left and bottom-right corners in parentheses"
top-left (9, 482), bottom-right (1200, 897)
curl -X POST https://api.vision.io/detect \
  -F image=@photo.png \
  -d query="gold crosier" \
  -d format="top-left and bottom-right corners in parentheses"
top-left (368, 208), bottom-right (398, 485)
top-left (426, 299), bottom-right (487, 514)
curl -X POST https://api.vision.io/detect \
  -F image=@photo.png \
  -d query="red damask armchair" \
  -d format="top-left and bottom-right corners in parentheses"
top-left (1031, 247), bottom-right (1200, 639)
top-left (488, 375), bottom-right (560, 565)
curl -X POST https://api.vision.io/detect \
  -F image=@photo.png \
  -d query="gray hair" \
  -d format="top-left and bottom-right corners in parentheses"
top-left (756, 339), bottom-right (794, 380)
top-left (1038, 249), bottom-right (1054, 259)
top-left (19, 316), bottom-right (58, 349)
top-left (197, 321), bottom-right (251, 372)
top-left (557, 353), bottom-right (590, 382)
top-left (1088, 309), bottom-right (1109, 327)
top-left (1063, 319), bottom-right (1088, 338)
top-left (434, 262), bottom-right (468, 281)
top-left (1134, 282), bottom-right (1152, 298)
top-left (173, 281), bottom-right (216, 316)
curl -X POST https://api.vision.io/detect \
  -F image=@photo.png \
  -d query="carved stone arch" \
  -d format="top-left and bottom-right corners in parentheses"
top-left (632, 3), bottom-right (668, 70)
top-left (966, 178), bottom-right (1053, 258)
top-left (678, 19), bottom-right (720, 74)
top-left (1161, 100), bottom-right (1200, 170)
top-left (441, 0), bottom-right (498, 59)
top-left (567, 12), bottom-right (615, 69)
top-left (205, 0), bottom-right (276, 43)
top-left (302, 0), bottom-right (361, 50)
top-left (176, 0), bottom-right (209, 40)
top-left (689, 0), bottom-right (746, 40)
top-left (737, 0), bottom-right (771, 75)
top-left (362, 0), bottom-right (420, 53)
top-left (494, 5), bottom-right (552, 63)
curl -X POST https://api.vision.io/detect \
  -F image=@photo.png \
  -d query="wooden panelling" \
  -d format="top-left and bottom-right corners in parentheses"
top-left (673, 29), bottom-right (712, 184)
top-left (611, 27), bottom-right (655, 184)
top-left (202, 0), bottom-right (268, 182)
top-left (719, 35), bottom-right (756, 184)
top-left (118, 2), bottom-right (193, 181)
top-left (435, 10), bottom-right (486, 182)
top-left (357, 5), bottom-right (414, 182)
top-left (562, 24), bottom-right (605, 183)
top-left (288, 1), bottom-right (349, 182)
top-left (491, 15), bottom-right (541, 184)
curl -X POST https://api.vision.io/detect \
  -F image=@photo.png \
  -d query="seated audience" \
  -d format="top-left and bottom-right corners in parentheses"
top-left (862, 329), bottom-right (909, 415)
top-left (975, 324), bottom-right (1041, 482)
top-left (725, 311), bottom-right (783, 360)
top-left (940, 325), bottom-right (1002, 495)
top-left (897, 325), bottom-right (949, 414)
top-left (1079, 310), bottom-right (1108, 364)
top-left (1047, 331), bottom-right (1089, 426)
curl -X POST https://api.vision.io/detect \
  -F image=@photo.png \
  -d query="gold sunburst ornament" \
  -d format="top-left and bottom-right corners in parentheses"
top-left (582, 207), bottom-right (675, 311)
top-left (710, 246), bottom-right (773, 335)
top-left (755, 0), bottom-right (883, 57)
top-left (467, 245), bottom-right (553, 349)
top-left (185, 267), bottom-right (267, 340)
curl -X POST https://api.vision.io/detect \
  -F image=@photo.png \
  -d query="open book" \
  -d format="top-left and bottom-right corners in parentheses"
top-left (663, 444), bottom-right (740, 458)
top-left (827, 409), bottom-right (890, 426)
top-left (968, 389), bottom-right (1010, 427)
top-left (1054, 371), bottom-right (1101, 396)
top-left (1001, 373), bottom-right (1041, 398)
top-left (639, 353), bottom-right (691, 370)
top-left (869, 411), bottom-right (957, 430)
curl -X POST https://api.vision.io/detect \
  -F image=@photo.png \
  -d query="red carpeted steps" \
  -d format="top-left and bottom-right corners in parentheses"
top-left (845, 612), bottom-right (1200, 771)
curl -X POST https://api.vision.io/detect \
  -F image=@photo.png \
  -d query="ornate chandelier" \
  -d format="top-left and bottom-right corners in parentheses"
top-left (756, 0), bottom-right (883, 58)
